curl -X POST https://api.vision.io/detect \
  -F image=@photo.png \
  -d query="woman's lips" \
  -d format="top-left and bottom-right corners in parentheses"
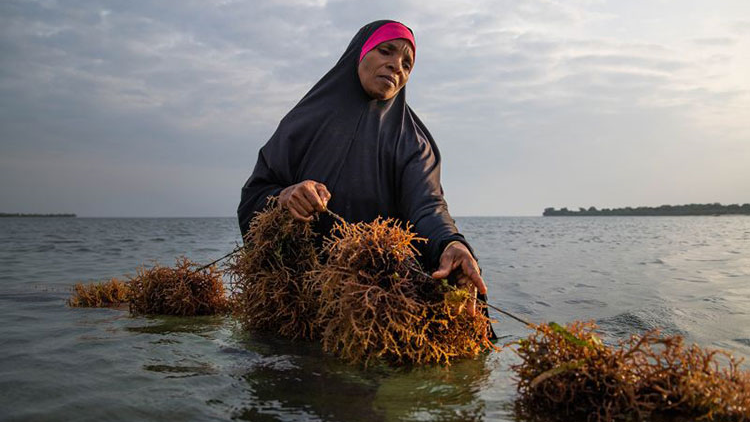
top-left (379, 75), bottom-right (396, 86)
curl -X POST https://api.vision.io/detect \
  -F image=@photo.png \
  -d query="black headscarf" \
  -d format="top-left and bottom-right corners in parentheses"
top-left (238, 20), bottom-right (472, 269)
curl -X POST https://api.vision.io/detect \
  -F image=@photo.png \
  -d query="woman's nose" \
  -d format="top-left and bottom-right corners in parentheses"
top-left (386, 58), bottom-right (405, 74)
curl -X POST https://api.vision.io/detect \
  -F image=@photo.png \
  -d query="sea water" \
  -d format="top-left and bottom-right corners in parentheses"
top-left (1, 216), bottom-right (748, 421)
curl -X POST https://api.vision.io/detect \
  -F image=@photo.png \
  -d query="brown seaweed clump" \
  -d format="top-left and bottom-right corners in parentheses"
top-left (68, 278), bottom-right (130, 308)
top-left (314, 218), bottom-right (496, 366)
top-left (226, 198), bottom-right (321, 340)
top-left (128, 257), bottom-right (228, 316)
top-left (513, 321), bottom-right (750, 422)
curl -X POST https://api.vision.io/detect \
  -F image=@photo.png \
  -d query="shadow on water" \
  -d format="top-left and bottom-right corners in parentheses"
top-left (231, 330), bottom-right (496, 422)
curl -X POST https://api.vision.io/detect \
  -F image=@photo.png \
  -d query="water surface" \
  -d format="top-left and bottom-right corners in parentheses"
top-left (1, 216), bottom-right (748, 421)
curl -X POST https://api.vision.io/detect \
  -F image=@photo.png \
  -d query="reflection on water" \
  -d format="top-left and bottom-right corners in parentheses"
top-left (0, 216), bottom-right (749, 421)
top-left (372, 358), bottom-right (492, 422)
top-left (231, 331), bottom-right (495, 422)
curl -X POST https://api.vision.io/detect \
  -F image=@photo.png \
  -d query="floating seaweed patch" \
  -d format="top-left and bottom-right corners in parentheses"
top-left (513, 320), bottom-right (750, 422)
top-left (68, 278), bottom-right (130, 308)
top-left (128, 257), bottom-right (228, 316)
top-left (226, 198), bottom-right (321, 340)
top-left (313, 217), bottom-right (497, 366)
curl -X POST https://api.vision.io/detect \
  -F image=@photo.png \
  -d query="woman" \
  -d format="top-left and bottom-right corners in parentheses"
top-left (238, 20), bottom-right (488, 315)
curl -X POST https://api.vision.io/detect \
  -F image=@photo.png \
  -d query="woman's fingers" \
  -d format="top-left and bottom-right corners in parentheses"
top-left (315, 183), bottom-right (331, 209)
top-left (288, 201), bottom-right (313, 221)
top-left (280, 180), bottom-right (331, 221)
top-left (292, 189), bottom-right (315, 214)
top-left (461, 276), bottom-right (478, 316)
top-left (432, 254), bottom-right (459, 279)
top-left (432, 241), bottom-right (488, 317)
top-left (461, 258), bottom-right (487, 295)
top-left (301, 184), bottom-right (326, 212)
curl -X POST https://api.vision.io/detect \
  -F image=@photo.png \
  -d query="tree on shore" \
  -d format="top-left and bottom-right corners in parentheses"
top-left (542, 203), bottom-right (750, 216)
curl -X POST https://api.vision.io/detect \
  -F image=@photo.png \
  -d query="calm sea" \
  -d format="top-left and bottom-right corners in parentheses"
top-left (1, 216), bottom-right (749, 421)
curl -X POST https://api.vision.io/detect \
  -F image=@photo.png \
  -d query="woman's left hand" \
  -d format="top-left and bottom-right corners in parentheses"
top-left (431, 242), bottom-right (487, 316)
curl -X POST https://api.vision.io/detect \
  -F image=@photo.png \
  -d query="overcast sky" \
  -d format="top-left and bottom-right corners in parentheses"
top-left (1, 0), bottom-right (748, 217)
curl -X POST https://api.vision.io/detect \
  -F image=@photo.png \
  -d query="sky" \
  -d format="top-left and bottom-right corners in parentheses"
top-left (1, 0), bottom-right (748, 217)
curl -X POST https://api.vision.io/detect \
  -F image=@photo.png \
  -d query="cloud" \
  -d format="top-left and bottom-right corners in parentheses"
top-left (692, 37), bottom-right (737, 46)
top-left (1, 0), bottom-right (748, 216)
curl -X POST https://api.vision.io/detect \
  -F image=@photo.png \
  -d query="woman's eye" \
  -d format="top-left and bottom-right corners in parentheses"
top-left (378, 48), bottom-right (390, 55)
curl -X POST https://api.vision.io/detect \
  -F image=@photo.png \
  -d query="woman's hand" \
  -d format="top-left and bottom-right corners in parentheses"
top-left (279, 180), bottom-right (331, 221)
top-left (432, 241), bottom-right (488, 316)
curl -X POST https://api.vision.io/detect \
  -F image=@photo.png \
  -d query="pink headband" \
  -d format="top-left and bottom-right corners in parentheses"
top-left (359, 22), bottom-right (416, 63)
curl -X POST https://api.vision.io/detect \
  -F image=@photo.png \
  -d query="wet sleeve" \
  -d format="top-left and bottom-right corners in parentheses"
top-left (397, 135), bottom-right (475, 270)
top-left (237, 148), bottom-right (286, 238)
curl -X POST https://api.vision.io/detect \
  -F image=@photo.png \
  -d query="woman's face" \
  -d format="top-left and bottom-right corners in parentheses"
top-left (357, 39), bottom-right (414, 101)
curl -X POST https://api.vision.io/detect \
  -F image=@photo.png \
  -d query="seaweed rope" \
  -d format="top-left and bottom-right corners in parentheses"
top-left (194, 244), bottom-right (244, 273)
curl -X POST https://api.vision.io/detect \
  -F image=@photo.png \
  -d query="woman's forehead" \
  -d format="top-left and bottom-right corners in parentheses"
top-left (377, 39), bottom-right (415, 60)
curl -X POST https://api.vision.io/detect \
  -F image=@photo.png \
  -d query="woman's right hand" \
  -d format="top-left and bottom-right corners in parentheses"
top-left (279, 180), bottom-right (331, 221)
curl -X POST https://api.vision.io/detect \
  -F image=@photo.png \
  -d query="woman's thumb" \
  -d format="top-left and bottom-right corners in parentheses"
top-left (431, 257), bottom-right (453, 279)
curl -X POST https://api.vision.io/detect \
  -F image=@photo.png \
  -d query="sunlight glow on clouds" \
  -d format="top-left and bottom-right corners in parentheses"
top-left (0, 0), bottom-right (748, 216)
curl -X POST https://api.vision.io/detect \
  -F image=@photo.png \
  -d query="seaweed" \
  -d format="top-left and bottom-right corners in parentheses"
top-left (226, 198), bottom-right (321, 340)
top-left (128, 257), bottom-right (228, 316)
top-left (513, 321), bottom-right (750, 421)
top-left (313, 217), bottom-right (497, 366)
top-left (227, 200), bottom-right (494, 366)
top-left (68, 278), bottom-right (130, 308)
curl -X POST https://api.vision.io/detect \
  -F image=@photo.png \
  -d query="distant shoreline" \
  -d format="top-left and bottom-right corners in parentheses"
top-left (543, 203), bottom-right (750, 217)
top-left (0, 213), bottom-right (77, 218)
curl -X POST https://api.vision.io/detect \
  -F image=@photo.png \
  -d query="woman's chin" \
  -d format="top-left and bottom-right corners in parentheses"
top-left (373, 89), bottom-right (398, 101)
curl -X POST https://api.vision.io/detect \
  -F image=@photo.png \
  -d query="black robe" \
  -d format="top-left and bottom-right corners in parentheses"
top-left (237, 20), bottom-right (472, 270)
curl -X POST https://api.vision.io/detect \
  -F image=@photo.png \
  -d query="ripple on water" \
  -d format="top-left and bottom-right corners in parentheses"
top-left (43, 234), bottom-right (67, 240)
top-left (2, 216), bottom-right (749, 422)
top-left (598, 307), bottom-right (685, 339)
top-left (0, 293), bottom-right (62, 303)
top-left (564, 298), bottom-right (608, 308)
top-left (143, 362), bottom-right (217, 378)
top-left (673, 276), bottom-right (709, 284)
top-left (703, 295), bottom-right (727, 303)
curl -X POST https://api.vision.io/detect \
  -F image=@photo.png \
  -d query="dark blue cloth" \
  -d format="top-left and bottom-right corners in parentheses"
top-left (237, 20), bottom-right (471, 270)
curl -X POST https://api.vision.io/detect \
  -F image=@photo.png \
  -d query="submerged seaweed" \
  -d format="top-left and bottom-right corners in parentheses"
top-left (228, 200), bottom-right (495, 366)
top-left (128, 257), bottom-right (228, 316)
top-left (513, 321), bottom-right (750, 421)
top-left (313, 217), bottom-right (497, 366)
top-left (226, 198), bottom-right (321, 340)
top-left (68, 278), bottom-right (130, 308)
